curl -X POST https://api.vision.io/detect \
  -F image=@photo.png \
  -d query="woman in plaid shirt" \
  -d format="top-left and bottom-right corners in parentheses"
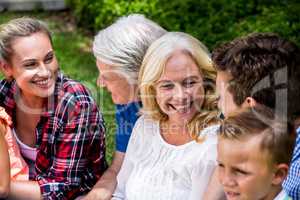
top-left (0, 17), bottom-right (108, 199)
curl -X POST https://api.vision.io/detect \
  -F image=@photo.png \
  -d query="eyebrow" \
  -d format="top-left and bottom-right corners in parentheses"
top-left (157, 75), bottom-right (201, 84)
top-left (21, 50), bottom-right (54, 64)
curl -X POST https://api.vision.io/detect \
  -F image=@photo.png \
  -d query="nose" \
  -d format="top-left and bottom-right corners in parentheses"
top-left (97, 75), bottom-right (106, 88)
top-left (173, 84), bottom-right (188, 101)
top-left (37, 63), bottom-right (51, 77)
top-left (220, 171), bottom-right (237, 188)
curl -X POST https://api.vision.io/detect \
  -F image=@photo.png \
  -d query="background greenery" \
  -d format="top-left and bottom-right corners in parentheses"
top-left (1, 0), bottom-right (300, 163)
top-left (67, 0), bottom-right (300, 49)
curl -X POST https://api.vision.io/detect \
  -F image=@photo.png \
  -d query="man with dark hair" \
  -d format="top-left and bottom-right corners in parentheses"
top-left (212, 33), bottom-right (300, 199)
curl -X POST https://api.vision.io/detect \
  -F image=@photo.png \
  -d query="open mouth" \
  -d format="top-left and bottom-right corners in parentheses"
top-left (225, 191), bottom-right (240, 199)
top-left (168, 101), bottom-right (193, 114)
top-left (33, 78), bottom-right (53, 88)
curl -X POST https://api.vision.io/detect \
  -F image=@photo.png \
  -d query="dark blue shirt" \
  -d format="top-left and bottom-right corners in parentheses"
top-left (115, 102), bottom-right (141, 153)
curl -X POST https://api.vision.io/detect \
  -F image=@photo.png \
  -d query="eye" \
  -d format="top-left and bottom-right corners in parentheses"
top-left (23, 61), bottom-right (37, 68)
top-left (182, 80), bottom-right (197, 88)
top-left (44, 53), bottom-right (54, 64)
top-left (159, 83), bottom-right (174, 90)
top-left (217, 162), bottom-right (225, 168)
top-left (235, 168), bottom-right (250, 176)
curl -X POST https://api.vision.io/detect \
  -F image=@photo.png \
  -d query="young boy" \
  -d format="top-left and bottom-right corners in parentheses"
top-left (218, 106), bottom-right (295, 200)
top-left (212, 33), bottom-right (300, 198)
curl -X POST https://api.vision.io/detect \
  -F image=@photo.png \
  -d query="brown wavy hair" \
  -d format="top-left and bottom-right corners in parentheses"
top-left (212, 33), bottom-right (300, 122)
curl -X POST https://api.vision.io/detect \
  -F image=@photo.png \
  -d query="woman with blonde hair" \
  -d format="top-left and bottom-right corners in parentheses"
top-left (112, 32), bottom-right (220, 199)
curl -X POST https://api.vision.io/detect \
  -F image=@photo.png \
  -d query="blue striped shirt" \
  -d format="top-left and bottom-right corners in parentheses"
top-left (283, 127), bottom-right (300, 199)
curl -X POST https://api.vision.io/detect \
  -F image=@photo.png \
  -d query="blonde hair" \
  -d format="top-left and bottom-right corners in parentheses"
top-left (139, 32), bottom-right (219, 138)
top-left (93, 14), bottom-right (166, 82)
top-left (0, 17), bottom-right (51, 63)
top-left (219, 106), bottom-right (296, 165)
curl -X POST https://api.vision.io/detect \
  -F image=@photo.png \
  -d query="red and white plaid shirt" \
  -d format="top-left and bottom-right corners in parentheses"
top-left (0, 72), bottom-right (108, 199)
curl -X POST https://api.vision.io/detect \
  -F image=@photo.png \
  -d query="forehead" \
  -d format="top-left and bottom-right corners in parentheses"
top-left (216, 71), bottom-right (232, 84)
top-left (96, 60), bottom-right (115, 71)
top-left (11, 32), bottom-right (52, 60)
top-left (159, 51), bottom-right (202, 81)
top-left (218, 135), bottom-right (271, 164)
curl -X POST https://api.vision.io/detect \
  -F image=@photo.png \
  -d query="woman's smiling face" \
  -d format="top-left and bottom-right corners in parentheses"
top-left (5, 32), bottom-right (59, 102)
top-left (155, 50), bottom-right (204, 124)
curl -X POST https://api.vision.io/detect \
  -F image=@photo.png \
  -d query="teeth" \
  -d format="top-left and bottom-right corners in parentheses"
top-left (170, 103), bottom-right (192, 113)
top-left (35, 79), bottom-right (50, 85)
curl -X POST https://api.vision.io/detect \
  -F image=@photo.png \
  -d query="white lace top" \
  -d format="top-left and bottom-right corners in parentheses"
top-left (112, 115), bottom-right (219, 200)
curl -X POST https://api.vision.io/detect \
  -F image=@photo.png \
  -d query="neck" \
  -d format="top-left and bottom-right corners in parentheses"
top-left (264, 186), bottom-right (283, 200)
top-left (294, 117), bottom-right (300, 129)
top-left (16, 93), bottom-right (45, 115)
top-left (129, 85), bottom-right (140, 102)
top-left (161, 119), bottom-right (189, 135)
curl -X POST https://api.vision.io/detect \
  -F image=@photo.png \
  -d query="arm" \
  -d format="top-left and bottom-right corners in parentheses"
top-left (7, 181), bottom-right (41, 200)
top-left (111, 116), bottom-right (143, 200)
top-left (83, 151), bottom-right (125, 200)
top-left (0, 124), bottom-right (10, 198)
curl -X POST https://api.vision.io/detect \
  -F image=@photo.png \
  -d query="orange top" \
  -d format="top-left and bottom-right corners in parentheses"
top-left (0, 107), bottom-right (29, 180)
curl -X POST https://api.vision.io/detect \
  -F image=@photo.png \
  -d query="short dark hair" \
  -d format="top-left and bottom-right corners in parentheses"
top-left (212, 33), bottom-right (300, 122)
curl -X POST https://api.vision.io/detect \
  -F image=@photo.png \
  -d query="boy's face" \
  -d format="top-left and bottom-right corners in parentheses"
top-left (217, 135), bottom-right (277, 200)
top-left (216, 71), bottom-right (240, 117)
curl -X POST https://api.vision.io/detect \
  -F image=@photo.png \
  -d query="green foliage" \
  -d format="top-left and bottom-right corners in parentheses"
top-left (66, 0), bottom-right (300, 50)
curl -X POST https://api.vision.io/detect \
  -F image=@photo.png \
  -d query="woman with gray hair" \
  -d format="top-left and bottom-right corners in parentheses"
top-left (84, 14), bottom-right (166, 200)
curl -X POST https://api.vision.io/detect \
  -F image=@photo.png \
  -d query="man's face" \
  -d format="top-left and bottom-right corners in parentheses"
top-left (216, 71), bottom-right (240, 117)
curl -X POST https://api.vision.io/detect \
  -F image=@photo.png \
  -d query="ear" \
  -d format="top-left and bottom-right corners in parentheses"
top-left (241, 97), bottom-right (257, 108)
top-left (271, 163), bottom-right (289, 186)
top-left (0, 60), bottom-right (13, 79)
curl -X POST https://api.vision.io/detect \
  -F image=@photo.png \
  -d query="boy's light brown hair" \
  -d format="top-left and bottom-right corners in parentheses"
top-left (218, 106), bottom-right (296, 165)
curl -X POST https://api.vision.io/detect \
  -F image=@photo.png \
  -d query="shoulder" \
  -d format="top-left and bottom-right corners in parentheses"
top-left (52, 73), bottom-right (103, 124)
top-left (134, 115), bottom-right (157, 130)
top-left (0, 79), bottom-right (13, 97)
top-left (196, 124), bottom-right (220, 161)
top-left (130, 115), bottom-right (158, 140)
top-left (55, 73), bottom-right (98, 109)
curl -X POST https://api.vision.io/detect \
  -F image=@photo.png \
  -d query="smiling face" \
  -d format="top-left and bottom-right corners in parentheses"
top-left (5, 32), bottom-right (58, 102)
top-left (96, 60), bottom-right (137, 104)
top-left (217, 135), bottom-right (278, 200)
top-left (155, 51), bottom-right (204, 124)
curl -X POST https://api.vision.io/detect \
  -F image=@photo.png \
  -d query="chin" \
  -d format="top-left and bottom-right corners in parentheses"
top-left (36, 87), bottom-right (55, 98)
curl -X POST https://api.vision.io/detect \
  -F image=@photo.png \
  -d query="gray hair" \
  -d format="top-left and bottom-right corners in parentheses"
top-left (0, 17), bottom-right (52, 62)
top-left (93, 14), bottom-right (166, 82)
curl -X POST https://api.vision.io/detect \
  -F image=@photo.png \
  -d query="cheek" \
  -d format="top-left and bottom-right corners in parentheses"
top-left (14, 70), bottom-right (35, 82)
top-left (238, 176), bottom-right (261, 197)
top-left (155, 91), bottom-right (170, 112)
top-left (217, 167), bottom-right (225, 184)
top-left (50, 59), bottom-right (59, 71)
